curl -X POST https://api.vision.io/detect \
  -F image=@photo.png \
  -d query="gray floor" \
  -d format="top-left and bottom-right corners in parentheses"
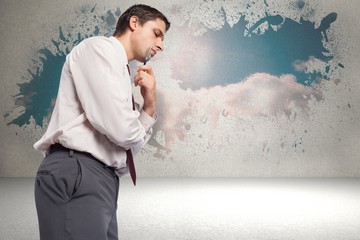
top-left (1, 178), bottom-right (360, 240)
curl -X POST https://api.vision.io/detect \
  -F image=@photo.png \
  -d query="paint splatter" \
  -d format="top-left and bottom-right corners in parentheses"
top-left (296, 0), bottom-right (306, 9)
top-left (172, 12), bottom-right (339, 90)
top-left (7, 6), bottom-right (121, 127)
top-left (5, 3), bottom-right (343, 157)
top-left (9, 46), bottom-right (66, 126)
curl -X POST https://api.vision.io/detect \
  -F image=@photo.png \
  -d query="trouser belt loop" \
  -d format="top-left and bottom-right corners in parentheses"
top-left (69, 149), bottom-right (74, 157)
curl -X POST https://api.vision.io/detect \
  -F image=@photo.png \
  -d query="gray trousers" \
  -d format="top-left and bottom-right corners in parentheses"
top-left (34, 145), bottom-right (120, 240)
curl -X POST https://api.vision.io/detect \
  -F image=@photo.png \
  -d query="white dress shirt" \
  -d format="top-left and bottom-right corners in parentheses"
top-left (34, 36), bottom-right (157, 176)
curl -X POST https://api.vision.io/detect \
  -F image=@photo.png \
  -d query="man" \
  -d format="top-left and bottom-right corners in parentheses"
top-left (33, 4), bottom-right (170, 240)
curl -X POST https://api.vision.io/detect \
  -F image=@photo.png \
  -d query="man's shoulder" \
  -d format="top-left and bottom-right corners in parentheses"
top-left (69, 36), bottom-right (125, 64)
top-left (73, 36), bottom-right (117, 55)
top-left (82, 36), bottom-right (112, 46)
top-left (70, 36), bottom-right (110, 52)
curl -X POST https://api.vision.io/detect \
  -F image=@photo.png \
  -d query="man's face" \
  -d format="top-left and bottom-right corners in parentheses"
top-left (132, 18), bottom-right (166, 62)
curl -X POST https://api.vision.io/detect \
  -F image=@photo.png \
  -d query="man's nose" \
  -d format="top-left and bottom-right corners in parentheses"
top-left (156, 39), bottom-right (164, 51)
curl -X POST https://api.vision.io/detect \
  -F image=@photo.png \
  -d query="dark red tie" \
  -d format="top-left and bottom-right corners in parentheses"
top-left (126, 64), bottom-right (137, 186)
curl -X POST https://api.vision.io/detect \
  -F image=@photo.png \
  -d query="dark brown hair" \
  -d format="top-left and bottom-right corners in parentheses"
top-left (113, 4), bottom-right (171, 36)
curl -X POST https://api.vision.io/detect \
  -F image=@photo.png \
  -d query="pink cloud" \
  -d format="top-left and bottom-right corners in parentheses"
top-left (151, 73), bottom-right (322, 152)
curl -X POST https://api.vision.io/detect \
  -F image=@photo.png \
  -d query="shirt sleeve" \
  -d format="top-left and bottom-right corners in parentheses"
top-left (68, 38), bottom-right (155, 151)
top-left (132, 104), bottom-right (158, 154)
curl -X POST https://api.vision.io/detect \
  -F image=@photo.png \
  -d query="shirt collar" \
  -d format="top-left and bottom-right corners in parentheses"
top-left (109, 36), bottom-right (129, 65)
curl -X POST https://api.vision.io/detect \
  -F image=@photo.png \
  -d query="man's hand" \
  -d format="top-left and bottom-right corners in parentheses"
top-left (134, 65), bottom-right (156, 116)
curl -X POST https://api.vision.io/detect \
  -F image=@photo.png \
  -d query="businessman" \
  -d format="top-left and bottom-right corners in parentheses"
top-left (34, 4), bottom-right (170, 240)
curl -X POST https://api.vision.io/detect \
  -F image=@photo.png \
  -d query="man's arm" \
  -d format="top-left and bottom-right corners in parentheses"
top-left (69, 38), bottom-right (152, 151)
top-left (134, 65), bottom-right (157, 117)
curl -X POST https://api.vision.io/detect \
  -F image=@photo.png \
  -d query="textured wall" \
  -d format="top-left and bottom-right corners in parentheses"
top-left (1, 0), bottom-right (359, 177)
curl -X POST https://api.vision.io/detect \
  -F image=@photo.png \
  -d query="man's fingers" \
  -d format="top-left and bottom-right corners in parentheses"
top-left (134, 76), bottom-right (139, 86)
top-left (137, 65), bottom-right (154, 75)
top-left (134, 66), bottom-right (156, 92)
top-left (134, 78), bottom-right (142, 87)
top-left (134, 72), bottom-right (144, 86)
top-left (134, 72), bottom-right (146, 85)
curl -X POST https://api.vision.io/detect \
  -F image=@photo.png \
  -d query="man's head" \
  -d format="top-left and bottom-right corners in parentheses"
top-left (113, 4), bottom-right (171, 62)
top-left (113, 4), bottom-right (170, 37)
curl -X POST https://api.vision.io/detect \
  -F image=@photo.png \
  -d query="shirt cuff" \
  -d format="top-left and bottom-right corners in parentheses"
top-left (139, 109), bottom-right (157, 133)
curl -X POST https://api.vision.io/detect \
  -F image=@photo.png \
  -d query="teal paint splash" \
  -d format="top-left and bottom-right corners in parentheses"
top-left (7, 4), bottom-right (341, 129)
top-left (9, 46), bottom-right (66, 126)
top-left (101, 10), bottom-right (117, 26)
top-left (7, 6), bottom-right (121, 127)
top-left (173, 11), bottom-right (340, 90)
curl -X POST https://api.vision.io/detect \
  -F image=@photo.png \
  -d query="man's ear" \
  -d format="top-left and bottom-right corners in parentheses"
top-left (129, 16), bottom-right (138, 31)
